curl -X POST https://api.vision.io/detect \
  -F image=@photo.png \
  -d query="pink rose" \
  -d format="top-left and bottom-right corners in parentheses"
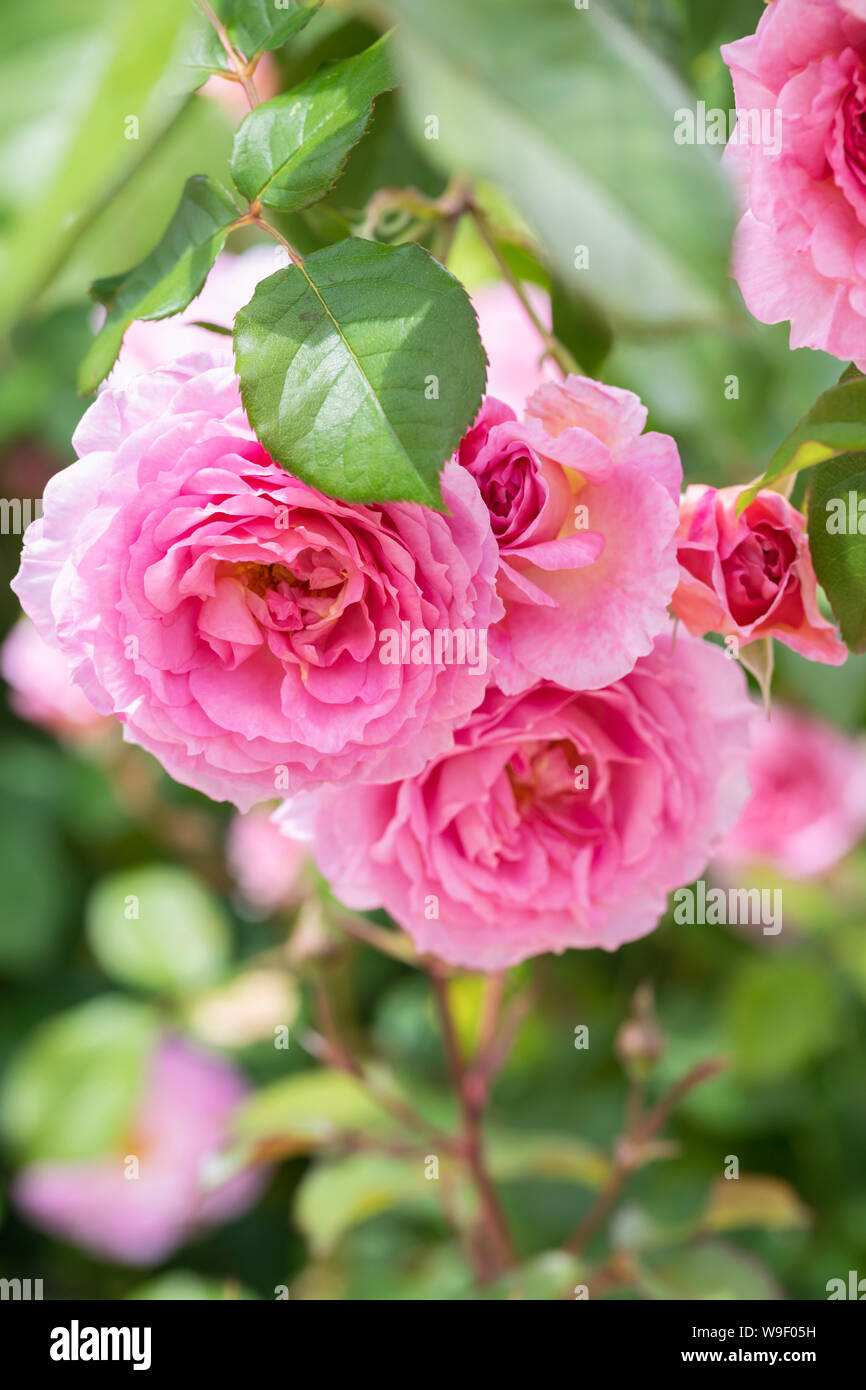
top-left (672, 484), bottom-right (846, 662)
top-left (281, 631), bottom-right (755, 971)
top-left (456, 375), bottom-right (682, 693)
top-left (1, 617), bottom-right (106, 738)
top-left (13, 1037), bottom-right (264, 1266)
top-left (106, 247), bottom-right (288, 387)
top-left (12, 356), bottom-right (502, 810)
top-left (471, 280), bottom-right (558, 412)
top-left (722, 0), bottom-right (866, 366)
top-left (716, 703), bottom-right (866, 878)
top-left (227, 806), bottom-right (310, 912)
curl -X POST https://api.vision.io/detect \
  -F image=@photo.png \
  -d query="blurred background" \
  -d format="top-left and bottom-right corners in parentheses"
top-left (1, 0), bottom-right (865, 1300)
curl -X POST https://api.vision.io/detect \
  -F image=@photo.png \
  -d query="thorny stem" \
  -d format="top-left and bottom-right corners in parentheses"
top-left (196, 0), bottom-right (260, 110)
top-left (249, 215), bottom-right (305, 268)
top-left (428, 967), bottom-right (517, 1282)
top-left (356, 179), bottom-right (586, 377)
top-left (563, 1056), bottom-right (728, 1262)
top-left (466, 203), bottom-right (584, 378)
top-left (307, 977), bottom-right (458, 1153)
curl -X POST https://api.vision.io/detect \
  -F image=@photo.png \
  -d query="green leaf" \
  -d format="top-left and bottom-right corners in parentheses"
top-left (808, 452), bottom-right (866, 652)
top-left (0, 800), bottom-right (74, 978)
top-left (387, 0), bottom-right (733, 329)
top-left (726, 956), bottom-right (839, 1083)
top-left (189, 0), bottom-right (323, 75)
top-left (0, 996), bottom-right (159, 1163)
top-left (551, 281), bottom-right (612, 379)
top-left (700, 1175), bottom-right (811, 1235)
top-left (231, 34), bottom-right (395, 212)
top-left (234, 238), bottom-right (487, 506)
top-left (738, 367), bottom-right (866, 512)
top-left (639, 1240), bottom-right (782, 1300)
top-left (78, 174), bottom-right (239, 392)
top-left (487, 1131), bottom-right (611, 1189)
top-left (129, 1271), bottom-right (258, 1300)
top-left (85, 863), bottom-right (232, 996)
top-left (738, 636), bottom-right (774, 714)
top-left (481, 1251), bottom-right (584, 1302)
top-left (233, 1067), bottom-right (390, 1150)
top-left (295, 1152), bottom-right (440, 1255)
top-left (0, 0), bottom-right (196, 331)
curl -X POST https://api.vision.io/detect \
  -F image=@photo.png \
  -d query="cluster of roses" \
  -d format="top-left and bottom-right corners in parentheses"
top-left (11, 263), bottom-right (846, 973)
top-left (15, 0), bottom-right (866, 974)
top-left (10, 0), bottom-right (866, 1269)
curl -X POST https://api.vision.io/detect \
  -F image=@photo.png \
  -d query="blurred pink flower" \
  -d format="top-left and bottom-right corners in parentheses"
top-left (716, 704), bottom-right (866, 878)
top-left (673, 484), bottom-right (847, 663)
top-left (12, 356), bottom-right (501, 809)
top-left (471, 280), bottom-right (558, 411)
top-left (1, 617), bottom-right (106, 738)
top-left (104, 247), bottom-right (287, 388)
top-left (283, 630), bottom-right (756, 970)
top-left (13, 1037), bottom-right (265, 1266)
top-left (722, 0), bottom-right (866, 366)
top-left (457, 375), bottom-right (681, 693)
top-left (227, 807), bottom-right (310, 912)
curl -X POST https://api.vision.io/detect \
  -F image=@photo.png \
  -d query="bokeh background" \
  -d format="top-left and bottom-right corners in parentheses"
top-left (1, 0), bottom-right (865, 1300)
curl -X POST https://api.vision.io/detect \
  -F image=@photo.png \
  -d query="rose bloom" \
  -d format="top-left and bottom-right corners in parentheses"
top-left (227, 806), bottom-right (310, 912)
top-left (278, 631), bottom-right (755, 970)
top-left (12, 356), bottom-right (501, 810)
top-left (1, 617), bottom-right (106, 738)
top-left (13, 1037), bottom-right (264, 1266)
top-left (471, 280), bottom-right (558, 412)
top-left (456, 375), bottom-right (681, 693)
top-left (106, 246), bottom-right (288, 387)
top-left (722, 0), bottom-right (866, 366)
top-left (715, 703), bottom-right (866, 878)
top-left (672, 484), bottom-right (846, 662)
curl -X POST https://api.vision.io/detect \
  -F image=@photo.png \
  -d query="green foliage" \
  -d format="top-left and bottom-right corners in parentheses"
top-left (189, 0), bottom-right (323, 76)
top-left (2, 0), bottom-right (866, 1306)
top-left (726, 956), bottom-right (840, 1082)
top-left (231, 35), bottom-right (394, 211)
top-left (0, 0), bottom-right (195, 330)
top-left (0, 799), bottom-right (74, 977)
top-left (738, 366), bottom-right (866, 511)
top-left (233, 1068), bottom-right (391, 1150)
top-left (79, 176), bottom-right (240, 391)
top-left (639, 1240), bottom-right (782, 1300)
top-left (129, 1270), bottom-right (258, 1300)
top-left (0, 997), bottom-right (158, 1163)
top-left (85, 864), bottom-right (232, 996)
top-left (295, 1152), bottom-right (442, 1255)
top-left (387, 0), bottom-right (733, 329)
top-left (808, 452), bottom-right (866, 653)
top-left (234, 239), bottom-right (487, 506)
